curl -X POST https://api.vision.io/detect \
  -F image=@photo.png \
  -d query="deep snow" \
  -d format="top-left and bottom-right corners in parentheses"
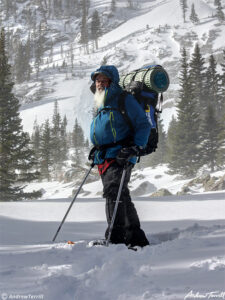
top-left (0, 192), bottom-right (225, 300)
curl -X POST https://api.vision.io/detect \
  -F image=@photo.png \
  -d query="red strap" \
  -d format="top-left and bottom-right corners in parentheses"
top-left (98, 159), bottom-right (115, 175)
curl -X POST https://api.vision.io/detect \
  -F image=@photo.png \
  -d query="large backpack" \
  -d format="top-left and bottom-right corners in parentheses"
top-left (89, 65), bottom-right (169, 161)
top-left (118, 65), bottom-right (170, 156)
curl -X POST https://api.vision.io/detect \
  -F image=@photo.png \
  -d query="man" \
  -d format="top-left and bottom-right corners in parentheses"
top-left (89, 65), bottom-right (151, 247)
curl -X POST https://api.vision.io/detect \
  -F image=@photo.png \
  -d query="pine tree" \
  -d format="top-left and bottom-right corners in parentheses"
top-left (146, 116), bottom-right (167, 167)
top-left (127, 0), bottom-right (134, 9)
top-left (215, 0), bottom-right (224, 23)
top-left (80, 0), bottom-right (89, 53)
top-left (50, 39), bottom-right (54, 63)
top-left (84, 138), bottom-right (89, 148)
top-left (60, 44), bottom-right (64, 58)
top-left (4, 1), bottom-right (15, 19)
top-left (14, 40), bottom-right (31, 83)
top-left (101, 55), bottom-right (108, 65)
top-left (51, 101), bottom-right (62, 161)
top-left (190, 3), bottom-right (199, 24)
top-left (216, 113), bottom-right (225, 168)
top-left (180, 0), bottom-right (188, 23)
top-left (53, 0), bottom-right (62, 18)
top-left (60, 115), bottom-right (68, 162)
top-left (72, 119), bottom-right (85, 167)
top-left (91, 10), bottom-right (101, 50)
top-left (205, 54), bottom-right (222, 118)
top-left (200, 105), bottom-right (223, 171)
top-left (216, 50), bottom-right (225, 167)
top-left (166, 116), bottom-right (180, 172)
top-left (51, 101), bottom-right (68, 176)
top-left (111, 0), bottom-right (116, 13)
top-left (72, 118), bottom-right (85, 148)
top-left (0, 28), bottom-right (39, 201)
top-left (31, 119), bottom-right (41, 163)
top-left (34, 23), bottom-right (45, 78)
top-left (167, 48), bottom-right (202, 177)
top-left (70, 43), bottom-right (74, 68)
top-left (220, 50), bottom-right (225, 104)
top-left (189, 44), bottom-right (206, 115)
top-left (39, 119), bottom-right (52, 181)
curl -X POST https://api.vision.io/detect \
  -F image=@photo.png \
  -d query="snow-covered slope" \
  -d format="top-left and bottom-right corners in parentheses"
top-left (23, 164), bottom-right (225, 199)
top-left (8, 0), bottom-right (224, 137)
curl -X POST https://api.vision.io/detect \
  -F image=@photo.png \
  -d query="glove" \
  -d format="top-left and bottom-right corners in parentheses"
top-left (116, 145), bottom-right (140, 167)
top-left (88, 147), bottom-right (96, 161)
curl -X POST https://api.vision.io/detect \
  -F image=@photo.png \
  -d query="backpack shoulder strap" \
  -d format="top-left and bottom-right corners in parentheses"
top-left (118, 92), bottom-right (134, 132)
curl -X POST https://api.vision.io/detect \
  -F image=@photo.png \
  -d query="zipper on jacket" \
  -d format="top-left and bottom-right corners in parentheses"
top-left (109, 111), bottom-right (117, 143)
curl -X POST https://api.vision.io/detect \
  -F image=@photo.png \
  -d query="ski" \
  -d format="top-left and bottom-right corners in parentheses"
top-left (67, 240), bottom-right (75, 245)
top-left (87, 239), bottom-right (107, 247)
top-left (127, 245), bottom-right (138, 252)
top-left (65, 239), bottom-right (140, 251)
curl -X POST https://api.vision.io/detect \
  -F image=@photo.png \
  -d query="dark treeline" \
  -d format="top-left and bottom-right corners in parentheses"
top-left (143, 44), bottom-right (225, 177)
top-left (0, 28), bottom-right (89, 201)
top-left (0, 28), bottom-right (40, 201)
top-left (30, 101), bottom-right (89, 182)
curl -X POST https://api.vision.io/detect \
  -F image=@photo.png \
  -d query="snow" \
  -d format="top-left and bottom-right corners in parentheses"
top-left (24, 164), bottom-right (224, 200)
top-left (99, 0), bottom-right (215, 48)
top-left (1, 192), bottom-right (225, 300)
top-left (1, 167), bottom-right (225, 300)
top-left (20, 76), bottom-right (93, 138)
top-left (1, 195), bottom-right (225, 222)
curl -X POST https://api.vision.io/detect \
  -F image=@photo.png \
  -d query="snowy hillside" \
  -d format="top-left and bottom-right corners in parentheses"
top-left (1, 192), bottom-right (225, 300)
top-left (1, 0), bottom-right (223, 137)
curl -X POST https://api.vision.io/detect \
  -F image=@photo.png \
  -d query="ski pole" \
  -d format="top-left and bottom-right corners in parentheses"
top-left (105, 166), bottom-right (127, 247)
top-left (52, 163), bottom-right (95, 242)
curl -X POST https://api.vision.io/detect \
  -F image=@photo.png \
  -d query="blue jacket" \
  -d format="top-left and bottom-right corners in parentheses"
top-left (90, 66), bottom-right (151, 165)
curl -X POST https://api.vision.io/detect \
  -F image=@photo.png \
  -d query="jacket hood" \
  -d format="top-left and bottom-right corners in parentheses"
top-left (91, 65), bottom-right (120, 84)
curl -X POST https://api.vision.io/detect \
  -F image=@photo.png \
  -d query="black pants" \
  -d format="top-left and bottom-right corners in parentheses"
top-left (100, 162), bottom-right (149, 247)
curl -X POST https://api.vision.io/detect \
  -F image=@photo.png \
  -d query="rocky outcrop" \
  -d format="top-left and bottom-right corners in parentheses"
top-left (177, 173), bottom-right (225, 195)
top-left (210, 175), bottom-right (225, 191)
top-left (63, 167), bottom-right (99, 183)
top-left (150, 188), bottom-right (172, 197)
top-left (131, 181), bottom-right (157, 197)
top-left (176, 186), bottom-right (192, 196)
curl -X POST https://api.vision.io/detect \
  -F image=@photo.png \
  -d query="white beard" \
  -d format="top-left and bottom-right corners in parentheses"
top-left (94, 89), bottom-right (105, 108)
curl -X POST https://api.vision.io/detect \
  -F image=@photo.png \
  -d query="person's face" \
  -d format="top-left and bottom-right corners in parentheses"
top-left (95, 74), bottom-right (111, 91)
